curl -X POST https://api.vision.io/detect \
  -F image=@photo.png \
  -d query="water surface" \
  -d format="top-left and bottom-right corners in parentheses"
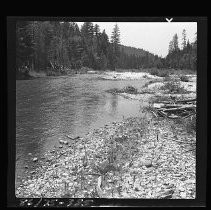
top-left (16, 74), bottom-right (147, 185)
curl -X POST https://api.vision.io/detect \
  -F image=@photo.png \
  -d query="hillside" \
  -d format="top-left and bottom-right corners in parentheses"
top-left (120, 45), bottom-right (156, 58)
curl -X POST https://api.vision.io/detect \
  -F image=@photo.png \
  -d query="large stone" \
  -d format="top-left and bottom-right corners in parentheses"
top-left (139, 159), bottom-right (152, 167)
top-left (33, 157), bottom-right (38, 162)
top-left (180, 192), bottom-right (186, 198)
top-left (178, 186), bottom-right (185, 192)
top-left (28, 183), bottom-right (34, 188)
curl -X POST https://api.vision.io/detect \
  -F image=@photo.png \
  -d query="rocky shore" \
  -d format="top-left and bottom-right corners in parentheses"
top-left (16, 114), bottom-right (196, 198)
top-left (16, 72), bottom-right (196, 199)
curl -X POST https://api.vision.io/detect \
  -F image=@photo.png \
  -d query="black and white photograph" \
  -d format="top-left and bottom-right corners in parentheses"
top-left (13, 18), bottom-right (199, 202)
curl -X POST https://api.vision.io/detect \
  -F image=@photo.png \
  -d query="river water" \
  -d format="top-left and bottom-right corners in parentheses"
top-left (16, 73), bottom-right (147, 185)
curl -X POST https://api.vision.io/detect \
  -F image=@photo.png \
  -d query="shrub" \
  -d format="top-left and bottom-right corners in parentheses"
top-left (174, 115), bottom-right (196, 134)
top-left (150, 68), bottom-right (170, 77)
top-left (158, 71), bottom-right (170, 77)
top-left (78, 66), bottom-right (93, 73)
top-left (46, 71), bottom-right (57, 76)
top-left (106, 88), bottom-right (121, 94)
top-left (149, 68), bottom-right (160, 76)
top-left (123, 86), bottom-right (138, 94)
top-left (185, 115), bottom-right (196, 134)
top-left (106, 86), bottom-right (138, 94)
top-left (180, 75), bottom-right (189, 82)
top-left (163, 75), bottom-right (171, 82)
top-left (161, 81), bottom-right (187, 94)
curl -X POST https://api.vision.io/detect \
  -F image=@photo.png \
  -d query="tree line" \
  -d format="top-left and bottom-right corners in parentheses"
top-left (16, 21), bottom-right (197, 77)
top-left (165, 30), bottom-right (197, 70)
top-left (16, 21), bottom-right (121, 75)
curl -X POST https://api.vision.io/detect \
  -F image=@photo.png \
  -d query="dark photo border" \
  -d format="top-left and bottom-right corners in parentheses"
top-left (7, 16), bottom-right (207, 207)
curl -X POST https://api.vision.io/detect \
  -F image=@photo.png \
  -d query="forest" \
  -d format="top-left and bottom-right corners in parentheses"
top-left (16, 21), bottom-right (197, 78)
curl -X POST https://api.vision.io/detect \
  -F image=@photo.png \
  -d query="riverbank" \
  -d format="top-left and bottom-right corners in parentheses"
top-left (16, 67), bottom-right (97, 80)
top-left (16, 68), bottom-right (196, 80)
top-left (16, 116), bottom-right (196, 199)
top-left (16, 72), bottom-right (196, 199)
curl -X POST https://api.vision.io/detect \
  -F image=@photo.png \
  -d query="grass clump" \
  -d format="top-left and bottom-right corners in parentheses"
top-left (161, 81), bottom-right (187, 94)
top-left (106, 88), bottom-right (121, 94)
top-left (163, 75), bottom-right (172, 82)
top-left (149, 68), bottom-right (170, 77)
top-left (173, 115), bottom-right (196, 134)
top-left (180, 75), bottom-right (189, 82)
top-left (122, 86), bottom-right (138, 94)
top-left (184, 115), bottom-right (196, 134)
top-left (106, 86), bottom-right (138, 94)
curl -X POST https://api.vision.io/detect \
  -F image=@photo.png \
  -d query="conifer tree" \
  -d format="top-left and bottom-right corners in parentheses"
top-left (110, 24), bottom-right (120, 70)
top-left (182, 29), bottom-right (187, 49)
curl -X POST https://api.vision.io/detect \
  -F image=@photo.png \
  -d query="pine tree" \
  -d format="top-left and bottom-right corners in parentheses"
top-left (172, 33), bottom-right (179, 51)
top-left (168, 40), bottom-right (174, 54)
top-left (110, 24), bottom-right (120, 70)
top-left (182, 29), bottom-right (187, 49)
top-left (94, 24), bottom-right (100, 37)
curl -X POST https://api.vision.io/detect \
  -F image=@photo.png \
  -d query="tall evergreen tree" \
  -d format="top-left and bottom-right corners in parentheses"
top-left (168, 40), bottom-right (174, 54)
top-left (110, 24), bottom-right (120, 70)
top-left (172, 33), bottom-right (179, 51)
top-left (182, 29), bottom-right (187, 49)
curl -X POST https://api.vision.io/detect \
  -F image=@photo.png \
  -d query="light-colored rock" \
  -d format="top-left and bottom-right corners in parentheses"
top-left (180, 192), bottom-right (187, 198)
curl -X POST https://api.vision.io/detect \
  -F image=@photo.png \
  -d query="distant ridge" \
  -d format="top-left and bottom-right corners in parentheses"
top-left (119, 44), bottom-right (158, 58)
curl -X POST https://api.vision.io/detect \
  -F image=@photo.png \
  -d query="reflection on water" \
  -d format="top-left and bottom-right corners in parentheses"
top-left (16, 74), bottom-right (146, 185)
top-left (110, 94), bottom-right (118, 115)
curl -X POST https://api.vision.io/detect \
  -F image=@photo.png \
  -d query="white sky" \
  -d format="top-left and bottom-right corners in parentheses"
top-left (76, 22), bottom-right (197, 58)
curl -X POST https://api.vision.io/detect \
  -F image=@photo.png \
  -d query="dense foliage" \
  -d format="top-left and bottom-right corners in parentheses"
top-left (165, 30), bottom-right (197, 70)
top-left (16, 21), bottom-right (197, 77)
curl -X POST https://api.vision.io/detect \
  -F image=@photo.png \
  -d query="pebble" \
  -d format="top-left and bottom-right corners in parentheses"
top-left (28, 183), bottom-right (34, 188)
top-left (178, 186), bottom-right (185, 192)
top-left (33, 157), bottom-right (38, 162)
top-left (180, 192), bottom-right (186, 198)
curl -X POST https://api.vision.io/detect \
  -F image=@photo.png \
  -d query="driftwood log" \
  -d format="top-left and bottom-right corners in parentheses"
top-left (96, 175), bottom-right (106, 198)
top-left (151, 98), bottom-right (196, 119)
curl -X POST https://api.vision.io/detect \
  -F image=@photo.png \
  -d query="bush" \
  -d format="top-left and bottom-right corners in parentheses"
top-left (77, 66), bottom-right (94, 74)
top-left (161, 81), bottom-right (187, 94)
top-left (106, 88), bottom-right (121, 94)
top-left (150, 68), bottom-right (170, 77)
top-left (163, 75), bottom-right (171, 82)
top-left (106, 86), bottom-right (138, 94)
top-left (158, 71), bottom-right (170, 77)
top-left (180, 75), bottom-right (189, 82)
top-left (174, 115), bottom-right (196, 134)
top-left (123, 86), bottom-right (138, 94)
top-left (149, 68), bottom-right (160, 76)
top-left (185, 115), bottom-right (196, 134)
